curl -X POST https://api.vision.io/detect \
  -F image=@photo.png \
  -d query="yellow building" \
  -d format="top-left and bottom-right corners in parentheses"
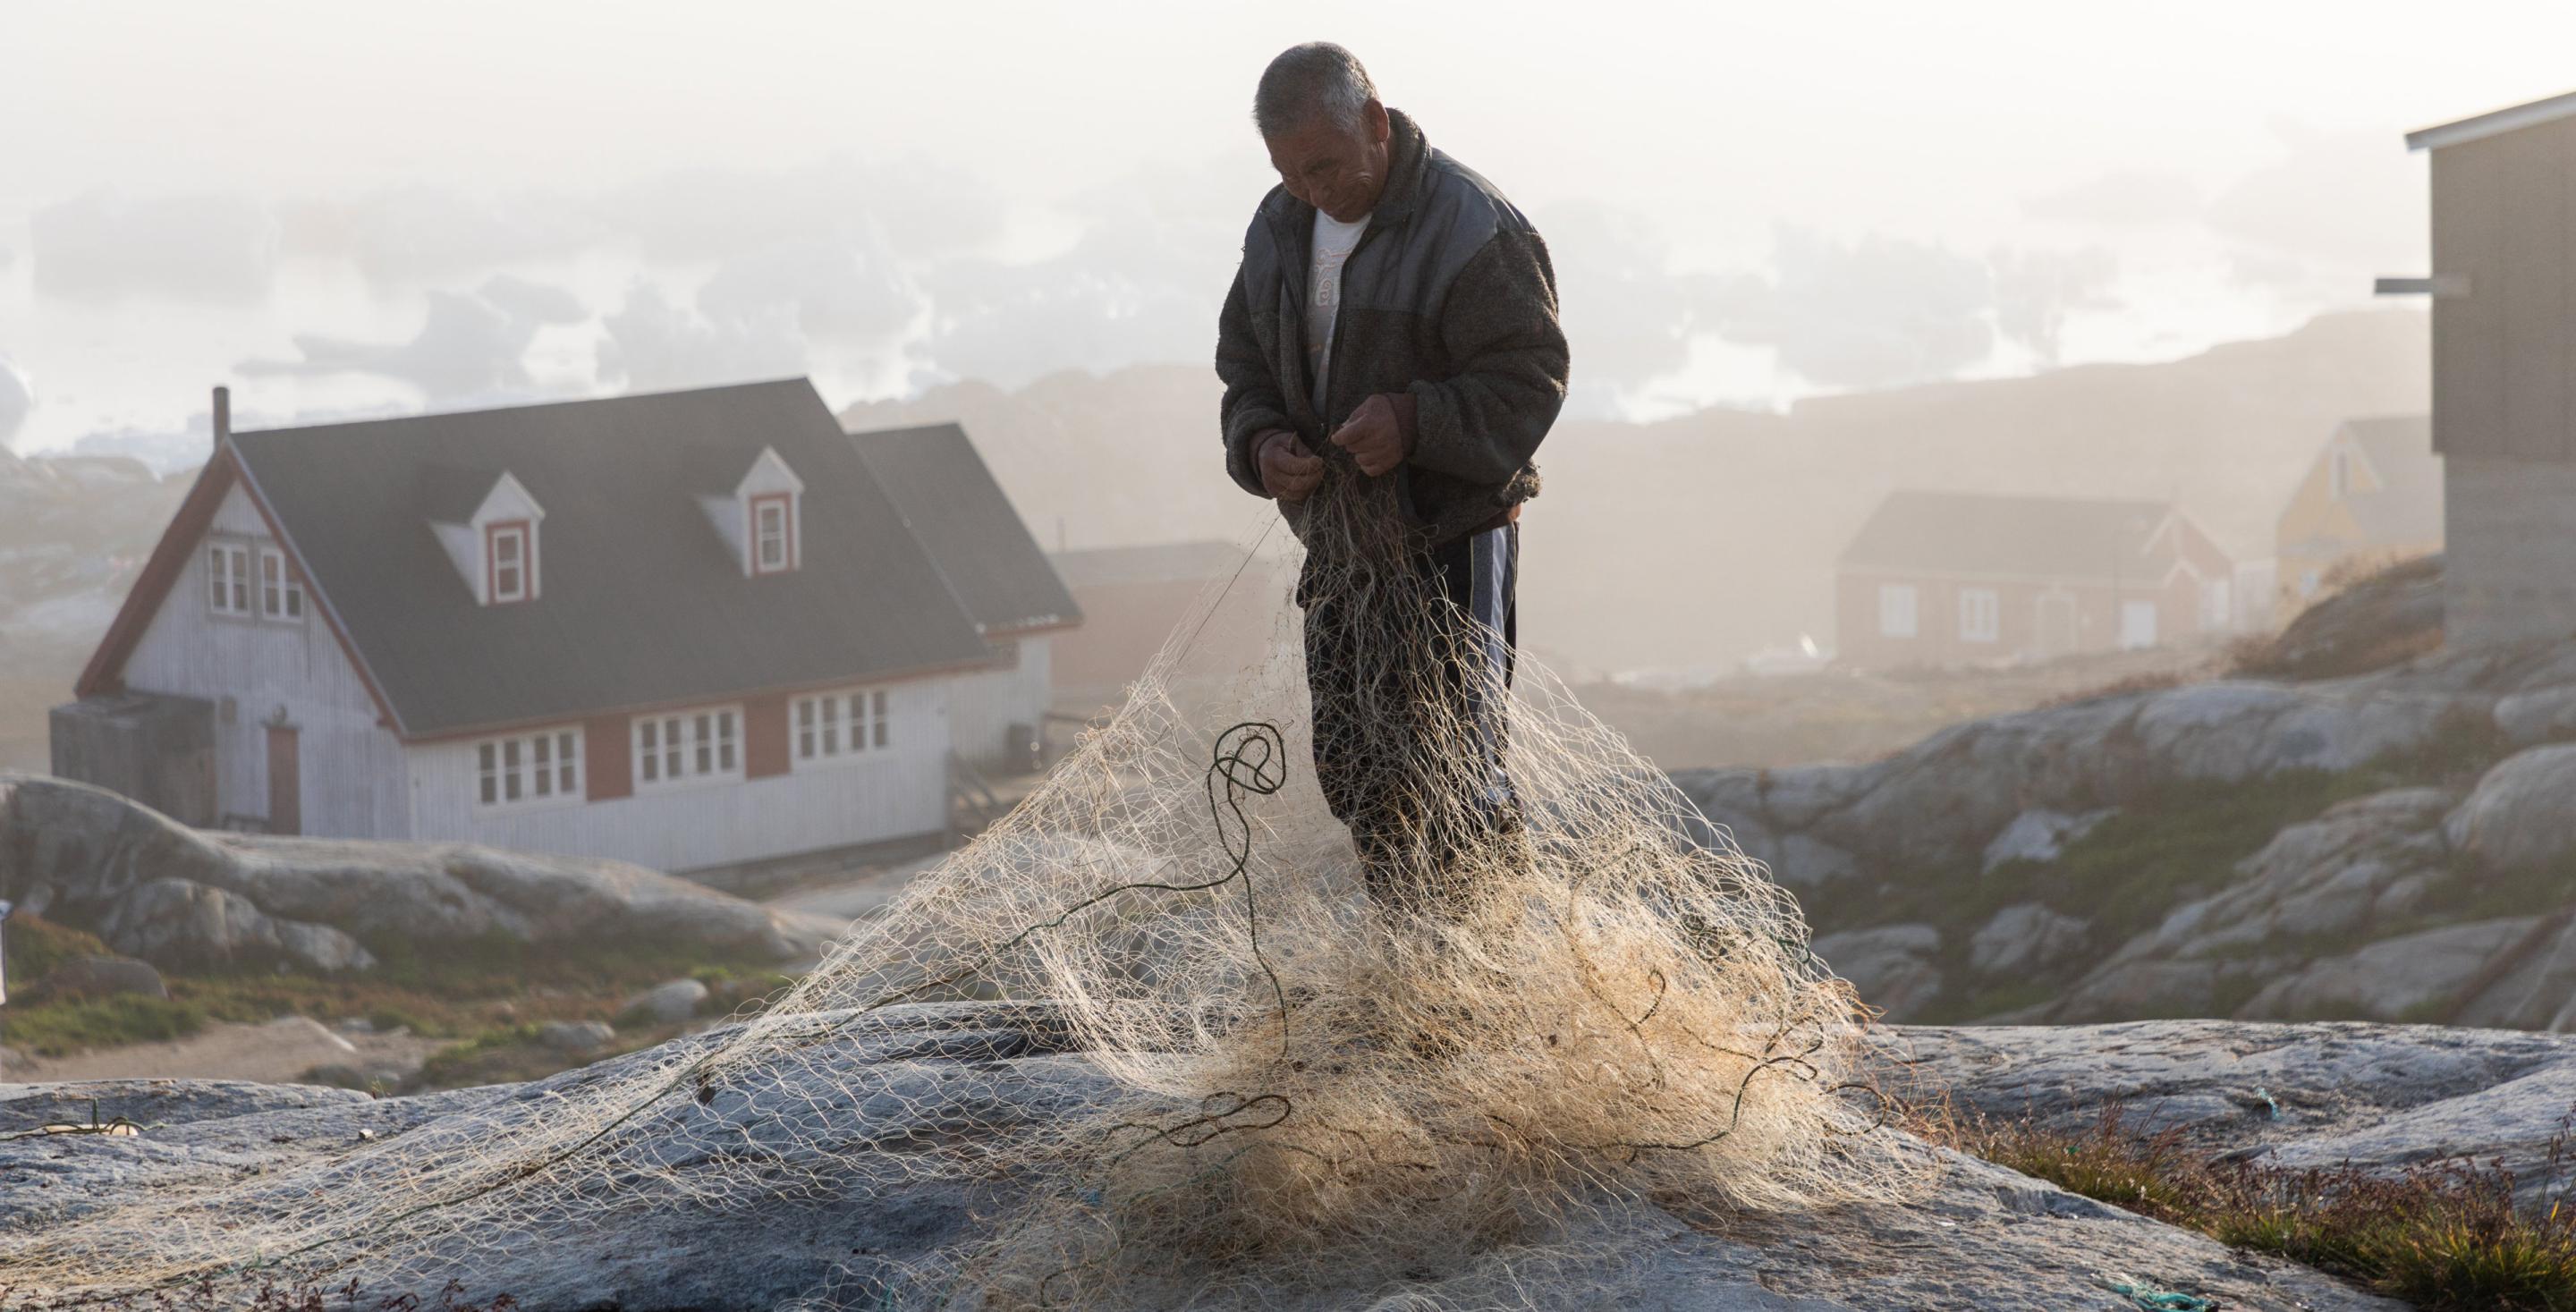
top-left (2275, 415), bottom-right (2442, 614)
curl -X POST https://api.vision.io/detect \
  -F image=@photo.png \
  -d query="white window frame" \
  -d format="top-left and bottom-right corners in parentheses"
top-left (792, 686), bottom-right (893, 766)
top-left (634, 706), bottom-right (744, 789)
top-left (258, 546), bottom-right (305, 624)
top-left (476, 727), bottom-right (584, 809)
top-left (208, 540), bottom-right (252, 617)
top-left (1957, 588), bottom-right (2000, 643)
top-left (1877, 583), bottom-right (1919, 639)
top-left (749, 492), bottom-right (797, 576)
top-left (2120, 598), bottom-right (2159, 650)
top-left (487, 521), bottom-right (531, 604)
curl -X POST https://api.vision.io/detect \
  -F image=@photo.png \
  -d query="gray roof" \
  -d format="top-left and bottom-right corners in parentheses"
top-left (229, 378), bottom-right (992, 737)
top-left (1839, 489), bottom-right (2180, 583)
top-left (2409, 89), bottom-right (2576, 152)
top-left (2338, 414), bottom-right (2444, 546)
top-left (846, 422), bottom-right (1080, 635)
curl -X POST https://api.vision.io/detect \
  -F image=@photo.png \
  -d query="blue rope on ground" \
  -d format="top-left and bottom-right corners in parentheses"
top-left (2099, 1274), bottom-right (2216, 1310)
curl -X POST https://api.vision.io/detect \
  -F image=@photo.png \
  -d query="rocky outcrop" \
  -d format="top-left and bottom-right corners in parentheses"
top-left (1809, 924), bottom-right (1943, 1017)
top-left (0, 775), bottom-right (841, 971)
top-left (0, 1005), bottom-right (2437, 1310)
top-left (1681, 669), bottom-right (2479, 897)
top-left (1677, 634), bottom-right (2576, 1024)
top-left (2445, 743), bottom-right (2576, 871)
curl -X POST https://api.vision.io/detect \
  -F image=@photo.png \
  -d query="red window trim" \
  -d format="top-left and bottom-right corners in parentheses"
top-left (748, 493), bottom-right (796, 575)
top-left (486, 519), bottom-right (533, 604)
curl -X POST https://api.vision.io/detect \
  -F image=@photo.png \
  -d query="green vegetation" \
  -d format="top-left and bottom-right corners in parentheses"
top-left (1933, 1099), bottom-right (2576, 1311)
top-left (5, 994), bottom-right (208, 1057)
top-left (1, 914), bottom-right (795, 1088)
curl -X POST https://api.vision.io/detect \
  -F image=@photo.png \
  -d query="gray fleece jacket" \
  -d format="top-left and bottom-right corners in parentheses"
top-left (1216, 106), bottom-right (1570, 548)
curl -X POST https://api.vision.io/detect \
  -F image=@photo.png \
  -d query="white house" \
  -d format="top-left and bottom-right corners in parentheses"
top-left (52, 379), bottom-right (1080, 875)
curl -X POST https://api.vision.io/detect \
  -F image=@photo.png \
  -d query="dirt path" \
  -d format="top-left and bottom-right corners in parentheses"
top-left (3, 1015), bottom-right (441, 1085)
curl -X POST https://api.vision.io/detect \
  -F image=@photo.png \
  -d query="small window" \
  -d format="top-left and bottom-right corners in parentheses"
top-left (1877, 583), bottom-right (1918, 639)
top-left (2329, 449), bottom-right (2351, 500)
top-left (750, 493), bottom-right (796, 575)
top-left (1957, 588), bottom-right (1999, 643)
top-left (258, 546), bottom-right (304, 623)
top-left (633, 708), bottom-right (743, 788)
top-left (986, 639), bottom-right (1021, 670)
top-left (208, 542), bottom-right (252, 617)
top-left (487, 521), bottom-right (531, 604)
top-left (473, 727), bottom-right (583, 808)
top-left (793, 686), bottom-right (894, 765)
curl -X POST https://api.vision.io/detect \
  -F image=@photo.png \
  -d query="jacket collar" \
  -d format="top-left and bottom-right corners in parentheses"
top-left (1258, 106), bottom-right (1430, 237)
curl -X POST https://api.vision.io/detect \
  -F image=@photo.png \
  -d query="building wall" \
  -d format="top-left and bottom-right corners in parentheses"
top-left (1835, 569), bottom-right (2212, 669)
top-left (2430, 118), bottom-right (2576, 462)
top-left (119, 483), bottom-right (410, 837)
top-left (403, 676), bottom-right (953, 872)
top-left (946, 635), bottom-right (1052, 766)
top-left (2445, 456), bottom-right (2576, 646)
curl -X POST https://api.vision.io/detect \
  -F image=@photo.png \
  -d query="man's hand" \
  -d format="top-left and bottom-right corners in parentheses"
top-left (1256, 429), bottom-right (1325, 504)
top-left (1328, 393), bottom-right (1415, 478)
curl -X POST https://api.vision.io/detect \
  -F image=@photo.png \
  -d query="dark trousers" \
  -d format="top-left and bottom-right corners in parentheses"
top-left (1299, 522), bottom-right (1520, 911)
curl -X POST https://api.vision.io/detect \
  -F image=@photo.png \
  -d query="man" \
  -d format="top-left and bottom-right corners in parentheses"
top-left (1215, 42), bottom-right (1570, 912)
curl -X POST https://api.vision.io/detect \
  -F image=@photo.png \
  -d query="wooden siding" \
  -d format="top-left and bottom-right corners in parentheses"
top-left (405, 679), bottom-right (952, 872)
top-left (120, 484), bottom-right (410, 837)
top-left (2430, 119), bottom-right (2576, 459)
top-left (946, 637), bottom-right (1052, 766)
top-left (1835, 568), bottom-right (2209, 670)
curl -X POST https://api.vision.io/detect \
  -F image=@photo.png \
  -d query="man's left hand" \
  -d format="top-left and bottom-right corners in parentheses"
top-left (1328, 393), bottom-right (1415, 478)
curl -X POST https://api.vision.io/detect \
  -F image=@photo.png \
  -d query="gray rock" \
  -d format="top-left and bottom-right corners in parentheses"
top-left (2047, 959), bottom-right (2244, 1023)
top-left (2495, 685), bottom-right (2576, 747)
top-left (620, 978), bottom-right (710, 1025)
top-left (2452, 912), bottom-right (2576, 1030)
top-left (2447, 744), bottom-right (2576, 870)
top-left (1811, 924), bottom-right (1943, 1019)
top-left (1968, 903), bottom-right (2089, 978)
top-left (0, 1006), bottom-right (2413, 1311)
top-left (1885, 1018), bottom-right (2576, 1207)
top-left (2238, 917), bottom-right (2540, 1022)
top-left (24, 953), bottom-right (166, 1002)
top-left (93, 876), bottom-right (377, 973)
top-left (537, 1020), bottom-right (616, 1054)
top-left (1980, 808), bottom-right (2114, 872)
top-left (0, 775), bottom-right (832, 971)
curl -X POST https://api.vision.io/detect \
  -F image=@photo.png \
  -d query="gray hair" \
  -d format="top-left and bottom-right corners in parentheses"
top-left (1253, 42), bottom-right (1377, 139)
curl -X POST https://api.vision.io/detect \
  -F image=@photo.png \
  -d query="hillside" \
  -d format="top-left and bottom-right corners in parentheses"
top-left (842, 309), bottom-right (2431, 674)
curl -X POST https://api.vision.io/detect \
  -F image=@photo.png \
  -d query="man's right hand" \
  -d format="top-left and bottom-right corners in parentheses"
top-left (1256, 429), bottom-right (1325, 504)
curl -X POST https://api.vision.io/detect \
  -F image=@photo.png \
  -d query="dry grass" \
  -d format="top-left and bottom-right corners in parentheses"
top-left (1920, 1096), bottom-right (2576, 1310)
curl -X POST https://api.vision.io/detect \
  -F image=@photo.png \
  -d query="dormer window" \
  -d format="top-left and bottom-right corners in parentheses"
top-left (424, 468), bottom-right (543, 607)
top-left (487, 521), bottom-right (532, 603)
top-left (697, 446), bottom-right (804, 578)
top-left (750, 494), bottom-right (796, 575)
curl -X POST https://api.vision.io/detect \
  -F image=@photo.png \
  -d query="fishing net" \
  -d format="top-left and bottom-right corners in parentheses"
top-left (2, 470), bottom-right (1931, 1308)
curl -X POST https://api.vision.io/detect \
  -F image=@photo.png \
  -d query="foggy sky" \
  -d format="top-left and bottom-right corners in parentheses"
top-left (7, 0), bottom-right (2571, 465)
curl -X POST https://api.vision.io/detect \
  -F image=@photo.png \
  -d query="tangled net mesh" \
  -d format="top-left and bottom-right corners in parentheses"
top-left (4, 470), bottom-right (1936, 1307)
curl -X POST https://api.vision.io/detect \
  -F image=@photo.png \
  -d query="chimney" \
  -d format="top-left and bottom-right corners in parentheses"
top-left (212, 385), bottom-right (231, 450)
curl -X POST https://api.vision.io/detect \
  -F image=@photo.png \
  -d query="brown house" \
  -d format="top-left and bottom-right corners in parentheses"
top-left (1835, 490), bottom-right (2234, 669)
top-left (2387, 90), bottom-right (2576, 645)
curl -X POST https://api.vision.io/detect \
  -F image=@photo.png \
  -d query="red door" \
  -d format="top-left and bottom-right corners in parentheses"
top-left (267, 724), bottom-right (301, 836)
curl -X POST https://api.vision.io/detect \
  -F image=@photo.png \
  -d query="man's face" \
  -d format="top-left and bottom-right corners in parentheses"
top-left (1264, 100), bottom-right (1392, 224)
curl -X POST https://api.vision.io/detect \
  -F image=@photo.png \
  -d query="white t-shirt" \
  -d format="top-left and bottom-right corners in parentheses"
top-left (1306, 209), bottom-right (1370, 411)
